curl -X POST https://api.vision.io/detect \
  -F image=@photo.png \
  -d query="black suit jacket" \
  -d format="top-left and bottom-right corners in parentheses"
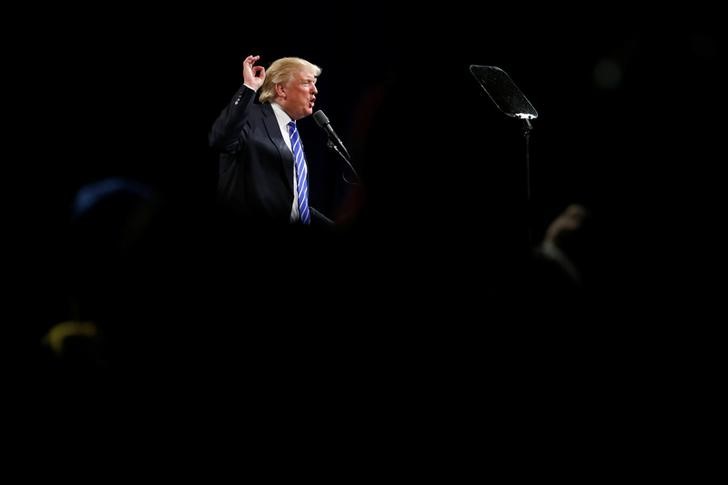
top-left (210, 86), bottom-right (304, 223)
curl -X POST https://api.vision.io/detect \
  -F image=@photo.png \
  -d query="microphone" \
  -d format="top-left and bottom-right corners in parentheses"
top-left (313, 110), bottom-right (350, 161)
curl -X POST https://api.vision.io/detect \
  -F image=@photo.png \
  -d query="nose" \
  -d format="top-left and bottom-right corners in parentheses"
top-left (311, 84), bottom-right (318, 95)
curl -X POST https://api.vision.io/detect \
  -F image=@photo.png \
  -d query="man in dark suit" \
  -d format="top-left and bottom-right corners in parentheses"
top-left (210, 54), bottom-right (328, 225)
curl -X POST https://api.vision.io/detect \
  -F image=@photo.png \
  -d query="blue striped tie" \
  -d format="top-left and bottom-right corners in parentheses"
top-left (287, 121), bottom-right (311, 224)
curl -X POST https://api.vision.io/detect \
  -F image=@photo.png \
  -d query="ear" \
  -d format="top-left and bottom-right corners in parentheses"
top-left (274, 83), bottom-right (286, 99)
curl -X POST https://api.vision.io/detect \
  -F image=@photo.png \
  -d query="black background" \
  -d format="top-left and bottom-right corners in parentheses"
top-left (23, 8), bottom-right (721, 301)
top-left (8, 6), bottom-right (723, 471)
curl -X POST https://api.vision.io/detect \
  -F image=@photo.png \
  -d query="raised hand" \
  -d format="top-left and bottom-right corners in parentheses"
top-left (242, 55), bottom-right (266, 91)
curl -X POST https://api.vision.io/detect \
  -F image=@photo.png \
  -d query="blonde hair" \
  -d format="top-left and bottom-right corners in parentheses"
top-left (258, 57), bottom-right (322, 104)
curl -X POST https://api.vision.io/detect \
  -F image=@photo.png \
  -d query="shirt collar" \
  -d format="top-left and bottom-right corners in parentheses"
top-left (271, 102), bottom-right (294, 132)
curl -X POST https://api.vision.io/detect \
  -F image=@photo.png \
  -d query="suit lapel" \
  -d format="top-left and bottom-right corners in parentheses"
top-left (261, 104), bottom-right (294, 193)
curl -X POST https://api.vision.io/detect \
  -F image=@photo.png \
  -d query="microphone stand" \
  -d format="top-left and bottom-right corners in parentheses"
top-left (327, 140), bottom-right (361, 185)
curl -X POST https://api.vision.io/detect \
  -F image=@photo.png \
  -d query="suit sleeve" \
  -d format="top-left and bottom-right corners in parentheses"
top-left (209, 85), bottom-right (258, 154)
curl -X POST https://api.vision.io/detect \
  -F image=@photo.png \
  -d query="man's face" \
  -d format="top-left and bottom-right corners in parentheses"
top-left (279, 69), bottom-right (318, 120)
